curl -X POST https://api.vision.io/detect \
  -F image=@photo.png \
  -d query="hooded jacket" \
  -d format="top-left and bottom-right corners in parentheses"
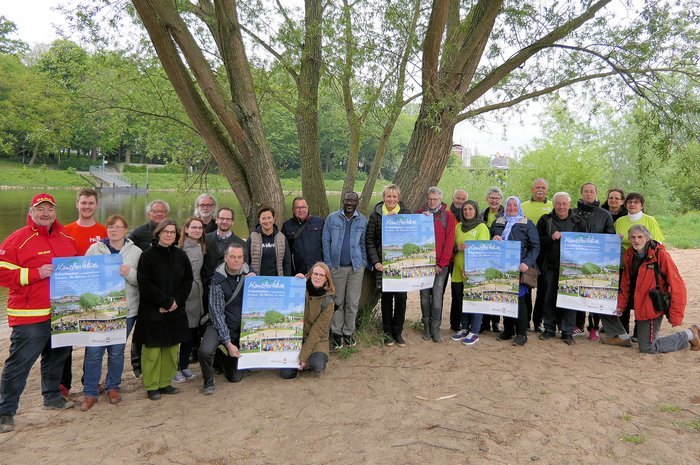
top-left (0, 216), bottom-right (77, 326)
top-left (85, 238), bottom-right (142, 318)
top-left (618, 241), bottom-right (686, 326)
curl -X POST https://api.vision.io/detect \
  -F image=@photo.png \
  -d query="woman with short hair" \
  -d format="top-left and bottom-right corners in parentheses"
top-left (81, 214), bottom-right (142, 411)
top-left (135, 219), bottom-right (193, 400)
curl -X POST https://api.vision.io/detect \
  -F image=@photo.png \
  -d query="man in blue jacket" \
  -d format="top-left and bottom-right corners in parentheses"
top-left (322, 192), bottom-right (367, 349)
top-left (282, 197), bottom-right (325, 276)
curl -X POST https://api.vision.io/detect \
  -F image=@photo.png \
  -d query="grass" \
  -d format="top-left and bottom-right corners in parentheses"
top-left (0, 161), bottom-right (93, 188)
top-left (337, 346), bottom-right (358, 360)
top-left (657, 213), bottom-right (700, 249)
top-left (689, 420), bottom-right (700, 431)
top-left (620, 434), bottom-right (646, 445)
top-left (620, 412), bottom-right (633, 422)
top-left (659, 403), bottom-right (681, 414)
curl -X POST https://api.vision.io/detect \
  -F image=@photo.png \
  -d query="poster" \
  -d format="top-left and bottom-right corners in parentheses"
top-left (50, 255), bottom-right (127, 347)
top-left (557, 232), bottom-right (621, 315)
top-left (239, 276), bottom-right (306, 370)
top-left (381, 214), bottom-right (436, 292)
top-left (462, 241), bottom-right (520, 318)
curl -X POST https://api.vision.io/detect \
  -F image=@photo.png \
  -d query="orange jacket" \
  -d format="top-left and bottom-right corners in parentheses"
top-left (617, 242), bottom-right (686, 326)
top-left (0, 217), bottom-right (77, 326)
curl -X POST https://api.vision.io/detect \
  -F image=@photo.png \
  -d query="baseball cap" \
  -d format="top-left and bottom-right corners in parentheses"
top-left (31, 193), bottom-right (57, 207)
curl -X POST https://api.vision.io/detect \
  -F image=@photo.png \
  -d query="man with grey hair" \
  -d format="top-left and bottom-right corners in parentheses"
top-left (417, 186), bottom-right (456, 342)
top-left (129, 199), bottom-right (172, 251)
top-left (536, 192), bottom-right (587, 344)
top-left (449, 189), bottom-right (468, 220)
top-left (602, 224), bottom-right (699, 353)
top-left (194, 193), bottom-right (218, 234)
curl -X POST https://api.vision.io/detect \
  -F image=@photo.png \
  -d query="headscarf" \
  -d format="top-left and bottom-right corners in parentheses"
top-left (460, 200), bottom-right (485, 233)
top-left (501, 196), bottom-right (524, 240)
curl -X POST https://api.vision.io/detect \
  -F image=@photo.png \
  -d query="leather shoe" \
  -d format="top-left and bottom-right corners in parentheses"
top-left (689, 325), bottom-right (700, 351)
top-left (158, 385), bottom-right (180, 395)
top-left (80, 396), bottom-right (98, 412)
top-left (147, 390), bottom-right (161, 401)
top-left (106, 389), bottom-right (122, 404)
top-left (601, 336), bottom-right (632, 348)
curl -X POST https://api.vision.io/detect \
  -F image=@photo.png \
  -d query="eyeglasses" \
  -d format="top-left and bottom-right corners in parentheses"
top-left (487, 197), bottom-right (501, 201)
top-left (151, 210), bottom-right (167, 215)
top-left (293, 206), bottom-right (308, 210)
top-left (217, 217), bottom-right (233, 222)
top-left (626, 200), bottom-right (641, 205)
top-left (161, 230), bottom-right (177, 235)
top-left (198, 203), bottom-right (214, 208)
top-left (311, 272), bottom-right (326, 278)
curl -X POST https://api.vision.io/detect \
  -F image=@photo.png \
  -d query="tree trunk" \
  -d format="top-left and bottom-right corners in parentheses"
top-left (90, 147), bottom-right (97, 161)
top-left (295, 0), bottom-right (328, 218)
top-left (125, 147), bottom-right (132, 164)
top-left (28, 141), bottom-right (39, 166)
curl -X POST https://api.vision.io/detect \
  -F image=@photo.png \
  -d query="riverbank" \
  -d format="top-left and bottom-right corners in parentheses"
top-left (1, 248), bottom-right (698, 464)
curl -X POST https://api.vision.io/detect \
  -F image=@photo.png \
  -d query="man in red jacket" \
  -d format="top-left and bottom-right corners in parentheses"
top-left (418, 187), bottom-right (457, 343)
top-left (603, 224), bottom-right (700, 353)
top-left (0, 193), bottom-right (78, 433)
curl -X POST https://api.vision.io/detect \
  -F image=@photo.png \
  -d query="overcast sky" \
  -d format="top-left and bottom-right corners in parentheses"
top-left (1, 1), bottom-right (540, 158)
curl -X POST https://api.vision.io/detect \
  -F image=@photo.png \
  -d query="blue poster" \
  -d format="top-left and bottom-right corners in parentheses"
top-left (462, 241), bottom-right (520, 318)
top-left (50, 255), bottom-right (126, 347)
top-left (557, 232), bottom-right (621, 315)
top-left (239, 276), bottom-right (306, 369)
top-left (381, 214), bottom-right (436, 292)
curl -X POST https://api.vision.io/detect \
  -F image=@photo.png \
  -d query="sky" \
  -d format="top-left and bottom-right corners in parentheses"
top-left (1, 1), bottom-right (540, 158)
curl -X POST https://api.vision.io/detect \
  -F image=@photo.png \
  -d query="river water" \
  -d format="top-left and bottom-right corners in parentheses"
top-left (0, 188), bottom-right (347, 324)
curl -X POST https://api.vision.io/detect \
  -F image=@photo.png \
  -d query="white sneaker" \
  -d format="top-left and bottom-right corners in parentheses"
top-left (172, 371), bottom-right (186, 383)
top-left (182, 368), bottom-right (196, 380)
top-left (451, 329), bottom-right (468, 341)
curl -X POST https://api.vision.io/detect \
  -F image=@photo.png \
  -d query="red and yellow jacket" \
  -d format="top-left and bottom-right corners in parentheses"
top-left (0, 217), bottom-right (77, 326)
top-left (618, 242), bottom-right (687, 326)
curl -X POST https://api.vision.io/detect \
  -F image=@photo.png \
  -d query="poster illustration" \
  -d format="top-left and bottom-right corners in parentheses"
top-left (239, 276), bottom-right (306, 369)
top-left (50, 254), bottom-right (127, 347)
top-left (462, 241), bottom-right (520, 318)
top-left (557, 232), bottom-right (621, 315)
top-left (381, 214), bottom-right (436, 292)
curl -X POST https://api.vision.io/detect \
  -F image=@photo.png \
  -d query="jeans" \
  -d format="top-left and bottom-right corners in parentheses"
top-left (419, 267), bottom-right (449, 324)
top-left (381, 292), bottom-right (407, 338)
top-left (0, 321), bottom-right (71, 415)
top-left (83, 343), bottom-right (125, 398)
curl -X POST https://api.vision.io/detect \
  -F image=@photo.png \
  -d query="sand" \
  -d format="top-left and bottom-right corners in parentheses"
top-left (1, 249), bottom-right (699, 465)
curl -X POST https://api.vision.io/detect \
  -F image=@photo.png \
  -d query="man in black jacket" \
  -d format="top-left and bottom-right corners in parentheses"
top-left (281, 197), bottom-right (324, 276)
top-left (536, 192), bottom-right (587, 344)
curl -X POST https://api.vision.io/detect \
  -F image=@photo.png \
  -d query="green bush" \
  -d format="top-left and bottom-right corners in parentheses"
top-left (65, 167), bottom-right (75, 174)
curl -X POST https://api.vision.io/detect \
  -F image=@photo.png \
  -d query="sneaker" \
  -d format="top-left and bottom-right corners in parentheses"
top-left (690, 325), bottom-right (700, 351)
top-left (534, 324), bottom-right (544, 334)
top-left (451, 329), bottom-right (469, 341)
top-left (43, 396), bottom-right (75, 410)
top-left (59, 384), bottom-right (70, 397)
top-left (0, 414), bottom-right (13, 434)
top-left (631, 336), bottom-right (638, 343)
top-left (383, 334), bottom-right (395, 347)
top-left (394, 334), bottom-right (406, 347)
top-left (462, 334), bottom-right (479, 346)
top-left (512, 335), bottom-right (527, 346)
top-left (172, 371), bottom-right (186, 384)
top-left (539, 331), bottom-right (555, 340)
top-left (332, 333), bottom-right (344, 350)
top-left (601, 336), bottom-right (633, 348)
top-left (561, 335), bottom-right (575, 345)
top-left (344, 335), bottom-right (357, 347)
top-left (158, 385), bottom-right (180, 395)
top-left (496, 331), bottom-right (513, 341)
top-left (202, 379), bottom-right (215, 396)
top-left (589, 328), bottom-right (600, 342)
top-left (182, 368), bottom-right (197, 380)
top-left (492, 322), bottom-right (501, 332)
top-left (573, 327), bottom-right (585, 337)
top-left (147, 390), bottom-right (161, 401)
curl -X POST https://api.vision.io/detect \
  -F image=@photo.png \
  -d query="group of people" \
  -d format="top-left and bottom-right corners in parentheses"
top-left (0, 180), bottom-right (697, 433)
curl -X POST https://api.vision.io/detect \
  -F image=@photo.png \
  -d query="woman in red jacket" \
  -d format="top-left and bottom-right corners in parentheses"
top-left (616, 224), bottom-right (699, 353)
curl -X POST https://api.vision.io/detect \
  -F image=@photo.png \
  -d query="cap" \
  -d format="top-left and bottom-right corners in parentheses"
top-left (31, 193), bottom-right (57, 207)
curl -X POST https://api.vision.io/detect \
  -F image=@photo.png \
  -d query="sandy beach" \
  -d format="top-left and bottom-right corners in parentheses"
top-left (1, 248), bottom-right (698, 465)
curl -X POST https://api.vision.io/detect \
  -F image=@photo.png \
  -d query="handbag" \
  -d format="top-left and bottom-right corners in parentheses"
top-left (519, 266), bottom-right (538, 288)
top-left (649, 261), bottom-right (671, 320)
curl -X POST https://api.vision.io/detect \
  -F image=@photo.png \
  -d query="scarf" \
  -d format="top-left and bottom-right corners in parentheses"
top-left (306, 278), bottom-right (327, 297)
top-left (460, 200), bottom-right (485, 233)
top-left (501, 196), bottom-right (524, 240)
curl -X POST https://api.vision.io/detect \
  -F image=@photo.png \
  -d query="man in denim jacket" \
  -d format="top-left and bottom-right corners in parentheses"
top-left (322, 192), bottom-right (367, 349)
